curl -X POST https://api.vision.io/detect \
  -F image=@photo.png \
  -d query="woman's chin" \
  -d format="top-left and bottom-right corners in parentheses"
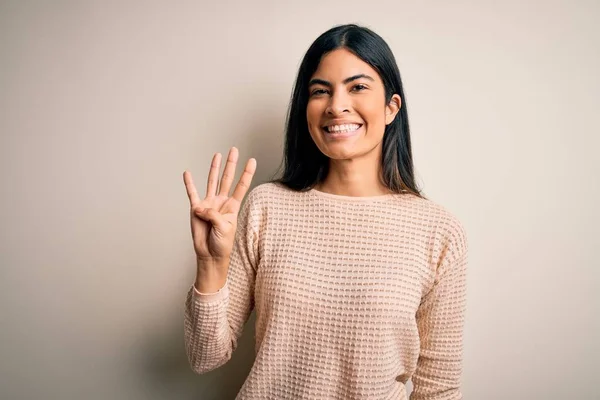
top-left (322, 146), bottom-right (361, 161)
top-left (320, 139), bottom-right (383, 162)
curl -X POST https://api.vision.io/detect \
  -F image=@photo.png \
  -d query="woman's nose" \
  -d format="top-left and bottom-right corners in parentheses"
top-left (325, 91), bottom-right (350, 115)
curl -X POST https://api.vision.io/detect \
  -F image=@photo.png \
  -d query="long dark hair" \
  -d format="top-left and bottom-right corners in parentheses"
top-left (272, 24), bottom-right (425, 198)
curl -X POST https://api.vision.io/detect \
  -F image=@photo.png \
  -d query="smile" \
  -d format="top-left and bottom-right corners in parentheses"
top-left (323, 123), bottom-right (362, 133)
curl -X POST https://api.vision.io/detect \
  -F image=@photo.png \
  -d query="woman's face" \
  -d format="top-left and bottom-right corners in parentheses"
top-left (306, 48), bottom-right (401, 162)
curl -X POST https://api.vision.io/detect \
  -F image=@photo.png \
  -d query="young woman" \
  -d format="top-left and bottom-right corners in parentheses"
top-left (183, 24), bottom-right (468, 400)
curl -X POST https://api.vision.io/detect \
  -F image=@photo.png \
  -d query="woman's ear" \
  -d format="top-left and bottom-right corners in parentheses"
top-left (385, 94), bottom-right (402, 125)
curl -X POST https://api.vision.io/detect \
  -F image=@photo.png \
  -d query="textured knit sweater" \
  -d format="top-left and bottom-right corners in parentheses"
top-left (184, 182), bottom-right (468, 400)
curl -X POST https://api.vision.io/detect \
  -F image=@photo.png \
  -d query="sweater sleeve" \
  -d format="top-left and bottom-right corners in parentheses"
top-left (410, 220), bottom-right (468, 400)
top-left (183, 191), bottom-right (260, 374)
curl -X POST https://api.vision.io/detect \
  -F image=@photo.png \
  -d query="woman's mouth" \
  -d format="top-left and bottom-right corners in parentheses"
top-left (322, 123), bottom-right (363, 139)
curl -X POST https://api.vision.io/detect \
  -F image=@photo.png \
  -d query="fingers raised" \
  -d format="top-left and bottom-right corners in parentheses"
top-left (218, 147), bottom-right (239, 197)
top-left (206, 153), bottom-right (222, 198)
top-left (183, 170), bottom-right (201, 207)
top-left (231, 158), bottom-right (257, 203)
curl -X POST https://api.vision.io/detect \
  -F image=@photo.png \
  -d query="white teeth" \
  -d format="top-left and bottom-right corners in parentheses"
top-left (326, 124), bottom-right (361, 133)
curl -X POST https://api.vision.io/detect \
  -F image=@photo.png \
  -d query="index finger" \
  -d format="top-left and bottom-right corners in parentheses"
top-left (230, 158), bottom-right (257, 203)
top-left (183, 170), bottom-right (201, 207)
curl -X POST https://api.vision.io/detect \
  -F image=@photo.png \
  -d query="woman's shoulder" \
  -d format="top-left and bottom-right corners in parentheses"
top-left (241, 182), bottom-right (299, 212)
top-left (401, 194), bottom-right (468, 249)
top-left (421, 195), bottom-right (468, 255)
top-left (408, 194), bottom-right (462, 219)
top-left (245, 181), bottom-right (294, 202)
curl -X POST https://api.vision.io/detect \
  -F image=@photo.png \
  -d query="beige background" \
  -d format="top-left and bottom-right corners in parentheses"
top-left (1, 1), bottom-right (598, 399)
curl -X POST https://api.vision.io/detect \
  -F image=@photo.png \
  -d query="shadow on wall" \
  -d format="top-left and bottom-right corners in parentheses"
top-left (138, 310), bottom-right (258, 400)
top-left (136, 117), bottom-right (285, 399)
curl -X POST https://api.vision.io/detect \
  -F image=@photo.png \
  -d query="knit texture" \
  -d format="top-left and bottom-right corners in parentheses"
top-left (184, 182), bottom-right (468, 400)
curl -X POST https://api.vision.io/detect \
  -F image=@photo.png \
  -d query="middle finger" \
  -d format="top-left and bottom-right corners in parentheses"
top-left (206, 152), bottom-right (222, 198)
top-left (218, 147), bottom-right (239, 197)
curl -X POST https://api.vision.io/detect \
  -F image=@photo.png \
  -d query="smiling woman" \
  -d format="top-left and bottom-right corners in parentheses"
top-left (275, 24), bottom-right (419, 197)
top-left (306, 50), bottom-right (401, 175)
top-left (183, 24), bottom-right (468, 400)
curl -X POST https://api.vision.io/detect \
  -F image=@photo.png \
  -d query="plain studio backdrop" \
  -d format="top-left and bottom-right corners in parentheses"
top-left (1, 1), bottom-right (598, 399)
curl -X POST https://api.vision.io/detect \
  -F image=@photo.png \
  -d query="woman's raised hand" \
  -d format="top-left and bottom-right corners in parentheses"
top-left (183, 147), bottom-right (257, 265)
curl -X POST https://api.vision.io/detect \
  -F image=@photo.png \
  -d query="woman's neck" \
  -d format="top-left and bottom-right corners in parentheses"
top-left (315, 158), bottom-right (391, 197)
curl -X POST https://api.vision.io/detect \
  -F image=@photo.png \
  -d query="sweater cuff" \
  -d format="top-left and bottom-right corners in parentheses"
top-left (192, 282), bottom-right (229, 303)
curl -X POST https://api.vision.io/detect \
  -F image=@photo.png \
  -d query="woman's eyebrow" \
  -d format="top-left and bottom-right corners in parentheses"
top-left (308, 74), bottom-right (375, 87)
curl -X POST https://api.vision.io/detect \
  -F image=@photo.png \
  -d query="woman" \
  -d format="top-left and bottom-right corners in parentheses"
top-left (183, 24), bottom-right (468, 400)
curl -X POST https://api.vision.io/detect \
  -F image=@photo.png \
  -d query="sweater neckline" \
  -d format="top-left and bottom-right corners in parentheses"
top-left (308, 187), bottom-right (399, 202)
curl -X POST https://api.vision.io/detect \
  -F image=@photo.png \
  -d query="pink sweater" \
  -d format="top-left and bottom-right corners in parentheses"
top-left (184, 182), bottom-right (468, 399)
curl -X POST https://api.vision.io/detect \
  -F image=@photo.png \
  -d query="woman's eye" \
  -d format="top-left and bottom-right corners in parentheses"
top-left (352, 84), bottom-right (367, 92)
top-left (310, 89), bottom-right (328, 96)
